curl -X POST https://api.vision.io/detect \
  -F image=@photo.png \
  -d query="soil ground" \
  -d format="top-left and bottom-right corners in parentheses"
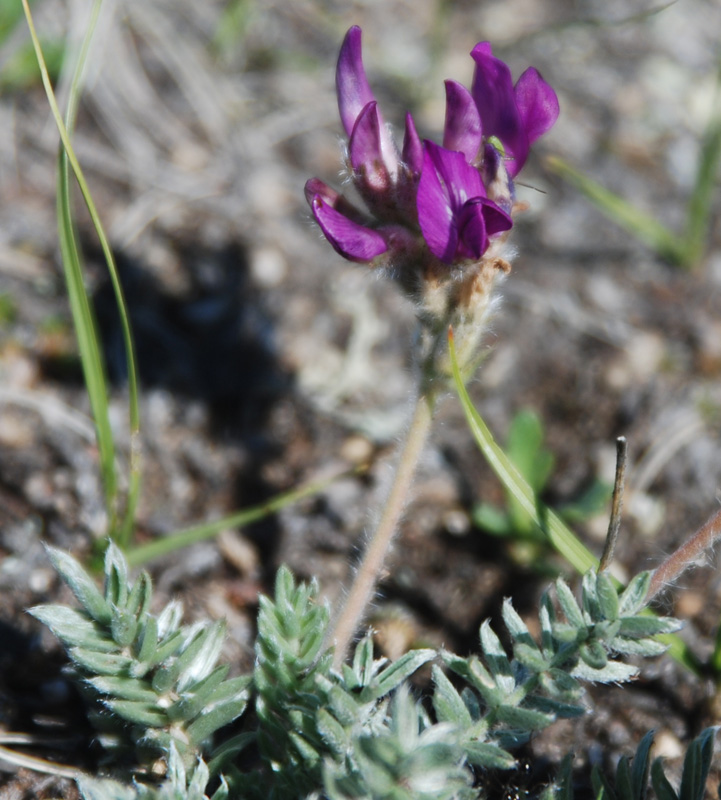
top-left (0, 0), bottom-right (720, 796)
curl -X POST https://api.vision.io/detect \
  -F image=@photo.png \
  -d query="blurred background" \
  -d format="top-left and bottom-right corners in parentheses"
top-left (0, 0), bottom-right (720, 793)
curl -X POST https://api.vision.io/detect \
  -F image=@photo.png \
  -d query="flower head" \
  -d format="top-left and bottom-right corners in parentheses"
top-left (305, 27), bottom-right (558, 286)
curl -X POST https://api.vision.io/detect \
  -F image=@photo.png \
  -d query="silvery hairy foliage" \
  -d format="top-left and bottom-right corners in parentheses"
top-left (30, 545), bottom-right (717, 799)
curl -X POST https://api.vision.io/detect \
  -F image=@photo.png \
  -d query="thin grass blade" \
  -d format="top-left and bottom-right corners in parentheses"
top-left (546, 155), bottom-right (687, 266)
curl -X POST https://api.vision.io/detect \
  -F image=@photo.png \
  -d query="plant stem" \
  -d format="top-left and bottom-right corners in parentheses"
top-left (329, 392), bottom-right (435, 669)
top-left (647, 507), bottom-right (721, 601)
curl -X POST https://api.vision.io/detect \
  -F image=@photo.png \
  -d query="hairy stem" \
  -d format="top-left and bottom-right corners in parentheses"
top-left (329, 392), bottom-right (435, 669)
top-left (647, 507), bottom-right (721, 601)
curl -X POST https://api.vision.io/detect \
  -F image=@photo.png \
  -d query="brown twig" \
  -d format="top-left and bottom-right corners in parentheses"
top-left (599, 436), bottom-right (627, 572)
top-left (647, 506), bottom-right (721, 601)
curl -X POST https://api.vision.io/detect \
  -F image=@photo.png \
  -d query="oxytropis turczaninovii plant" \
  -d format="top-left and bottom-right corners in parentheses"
top-left (30, 543), bottom-right (717, 799)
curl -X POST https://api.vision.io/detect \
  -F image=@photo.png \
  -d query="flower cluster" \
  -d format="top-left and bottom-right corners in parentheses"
top-left (306, 26), bottom-right (559, 293)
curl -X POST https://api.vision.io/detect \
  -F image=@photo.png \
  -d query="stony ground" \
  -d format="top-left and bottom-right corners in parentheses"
top-left (0, 0), bottom-right (720, 796)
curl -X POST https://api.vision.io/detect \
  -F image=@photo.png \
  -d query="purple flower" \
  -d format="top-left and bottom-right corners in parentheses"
top-left (305, 27), bottom-right (558, 272)
top-left (417, 141), bottom-right (512, 264)
top-left (470, 42), bottom-right (559, 177)
top-left (336, 26), bottom-right (422, 207)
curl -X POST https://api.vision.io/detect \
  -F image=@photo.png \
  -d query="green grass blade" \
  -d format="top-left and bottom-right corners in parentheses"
top-left (125, 464), bottom-right (368, 568)
top-left (684, 56), bottom-right (721, 268)
top-left (448, 327), bottom-right (597, 575)
top-left (23, 0), bottom-right (142, 546)
top-left (546, 155), bottom-right (687, 266)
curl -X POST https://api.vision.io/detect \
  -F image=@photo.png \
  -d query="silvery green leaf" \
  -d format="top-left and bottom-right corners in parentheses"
top-left (502, 599), bottom-right (536, 645)
top-left (579, 640), bottom-right (608, 670)
top-left (365, 648), bottom-right (435, 701)
top-left (610, 637), bottom-right (668, 657)
top-left (552, 622), bottom-right (580, 644)
top-left (125, 570), bottom-right (153, 622)
top-left (145, 629), bottom-right (184, 670)
top-left (581, 572), bottom-right (601, 621)
top-left (317, 707), bottom-right (349, 756)
top-left (29, 605), bottom-right (116, 652)
top-left (204, 674), bottom-right (251, 709)
top-left (325, 683), bottom-right (362, 727)
top-left (432, 665), bottom-right (472, 726)
top-left (156, 600), bottom-right (184, 639)
top-left (467, 658), bottom-right (504, 706)
top-left (185, 697), bottom-right (248, 746)
top-left (461, 687), bottom-right (481, 721)
top-left (289, 730), bottom-right (321, 765)
top-left (152, 663), bottom-right (180, 694)
top-left (571, 660), bottom-right (638, 683)
top-left (524, 696), bottom-right (584, 719)
top-left (513, 642), bottom-right (549, 672)
top-left (495, 704), bottom-right (554, 731)
top-left (70, 647), bottom-right (133, 676)
top-left (618, 616), bottom-right (681, 638)
top-left (110, 608), bottom-right (138, 648)
top-left (76, 776), bottom-right (138, 800)
top-left (167, 665), bottom-right (229, 722)
top-left (555, 578), bottom-right (584, 628)
top-left (90, 676), bottom-right (159, 702)
top-left (176, 621), bottom-right (225, 692)
top-left (135, 616), bottom-right (158, 664)
top-left (352, 635), bottom-right (376, 687)
top-left (46, 547), bottom-right (111, 624)
top-left (106, 699), bottom-right (167, 727)
top-left (464, 740), bottom-right (516, 769)
top-left (618, 572), bottom-right (651, 616)
top-left (480, 621), bottom-right (514, 694)
top-left (104, 543), bottom-right (129, 608)
top-left (539, 669), bottom-right (582, 701)
top-left (595, 573), bottom-right (620, 621)
top-left (187, 756), bottom-right (210, 800)
top-left (539, 595), bottom-right (555, 657)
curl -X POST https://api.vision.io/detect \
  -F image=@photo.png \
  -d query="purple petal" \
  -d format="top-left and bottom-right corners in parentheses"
top-left (417, 148), bottom-right (457, 262)
top-left (457, 200), bottom-right (489, 260)
top-left (470, 42), bottom-right (529, 176)
top-left (417, 142), bottom-right (489, 263)
top-left (480, 196), bottom-right (513, 236)
top-left (336, 27), bottom-right (375, 137)
top-left (304, 178), bottom-right (370, 225)
top-left (310, 194), bottom-right (388, 262)
top-left (402, 112), bottom-right (423, 176)
top-left (442, 80), bottom-right (483, 162)
top-left (425, 140), bottom-right (486, 210)
top-left (349, 102), bottom-right (391, 190)
top-left (514, 66), bottom-right (559, 145)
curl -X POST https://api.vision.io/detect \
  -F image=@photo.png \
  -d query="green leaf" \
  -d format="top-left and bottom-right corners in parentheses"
top-left (679, 727), bottom-right (718, 800)
top-left (555, 578), bottom-right (585, 628)
top-left (316, 707), bottom-right (349, 756)
top-left (185, 698), bottom-right (248, 746)
top-left (495, 705), bottom-right (554, 731)
top-left (46, 547), bottom-right (110, 624)
top-left (352, 635), bottom-right (376, 688)
top-left (104, 543), bottom-right (129, 607)
top-left (571, 660), bottom-right (638, 683)
top-left (365, 648), bottom-right (435, 700)
top-left (618, 572), bottom-right (651, 616)
top-left (651, 758), bottom-right (679, 800)
top-left (89, 676), bottom-right (159, 703)
top-left (618, 616), bottom-right (681, 638)
top-left (110, 608), bottom-right (138, 648)
top-left (473, 503), bottom-right (512, 536)
top-left (507, 409), bottom-right (554, 494)
top-left (69, 647), bottom-right (133, 676)
top-left (29, 605), bottom-right (116, 652)
top-left (631, 730), bottom-right (655, 800)
top-left (596, 573), bottom-right (620, 622)
top-left (106, 699), bottom-right (167, 727)
top-left (479, 621), bottom-right (514, 694)
top-left (432, 665), bottom-right (472, 726)
top-left (579, 640), bottom-right (608, 670)
top-left (448, 331), bottom-right (598, 576)
top-left (464, 741), bottom-right (516, 769)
